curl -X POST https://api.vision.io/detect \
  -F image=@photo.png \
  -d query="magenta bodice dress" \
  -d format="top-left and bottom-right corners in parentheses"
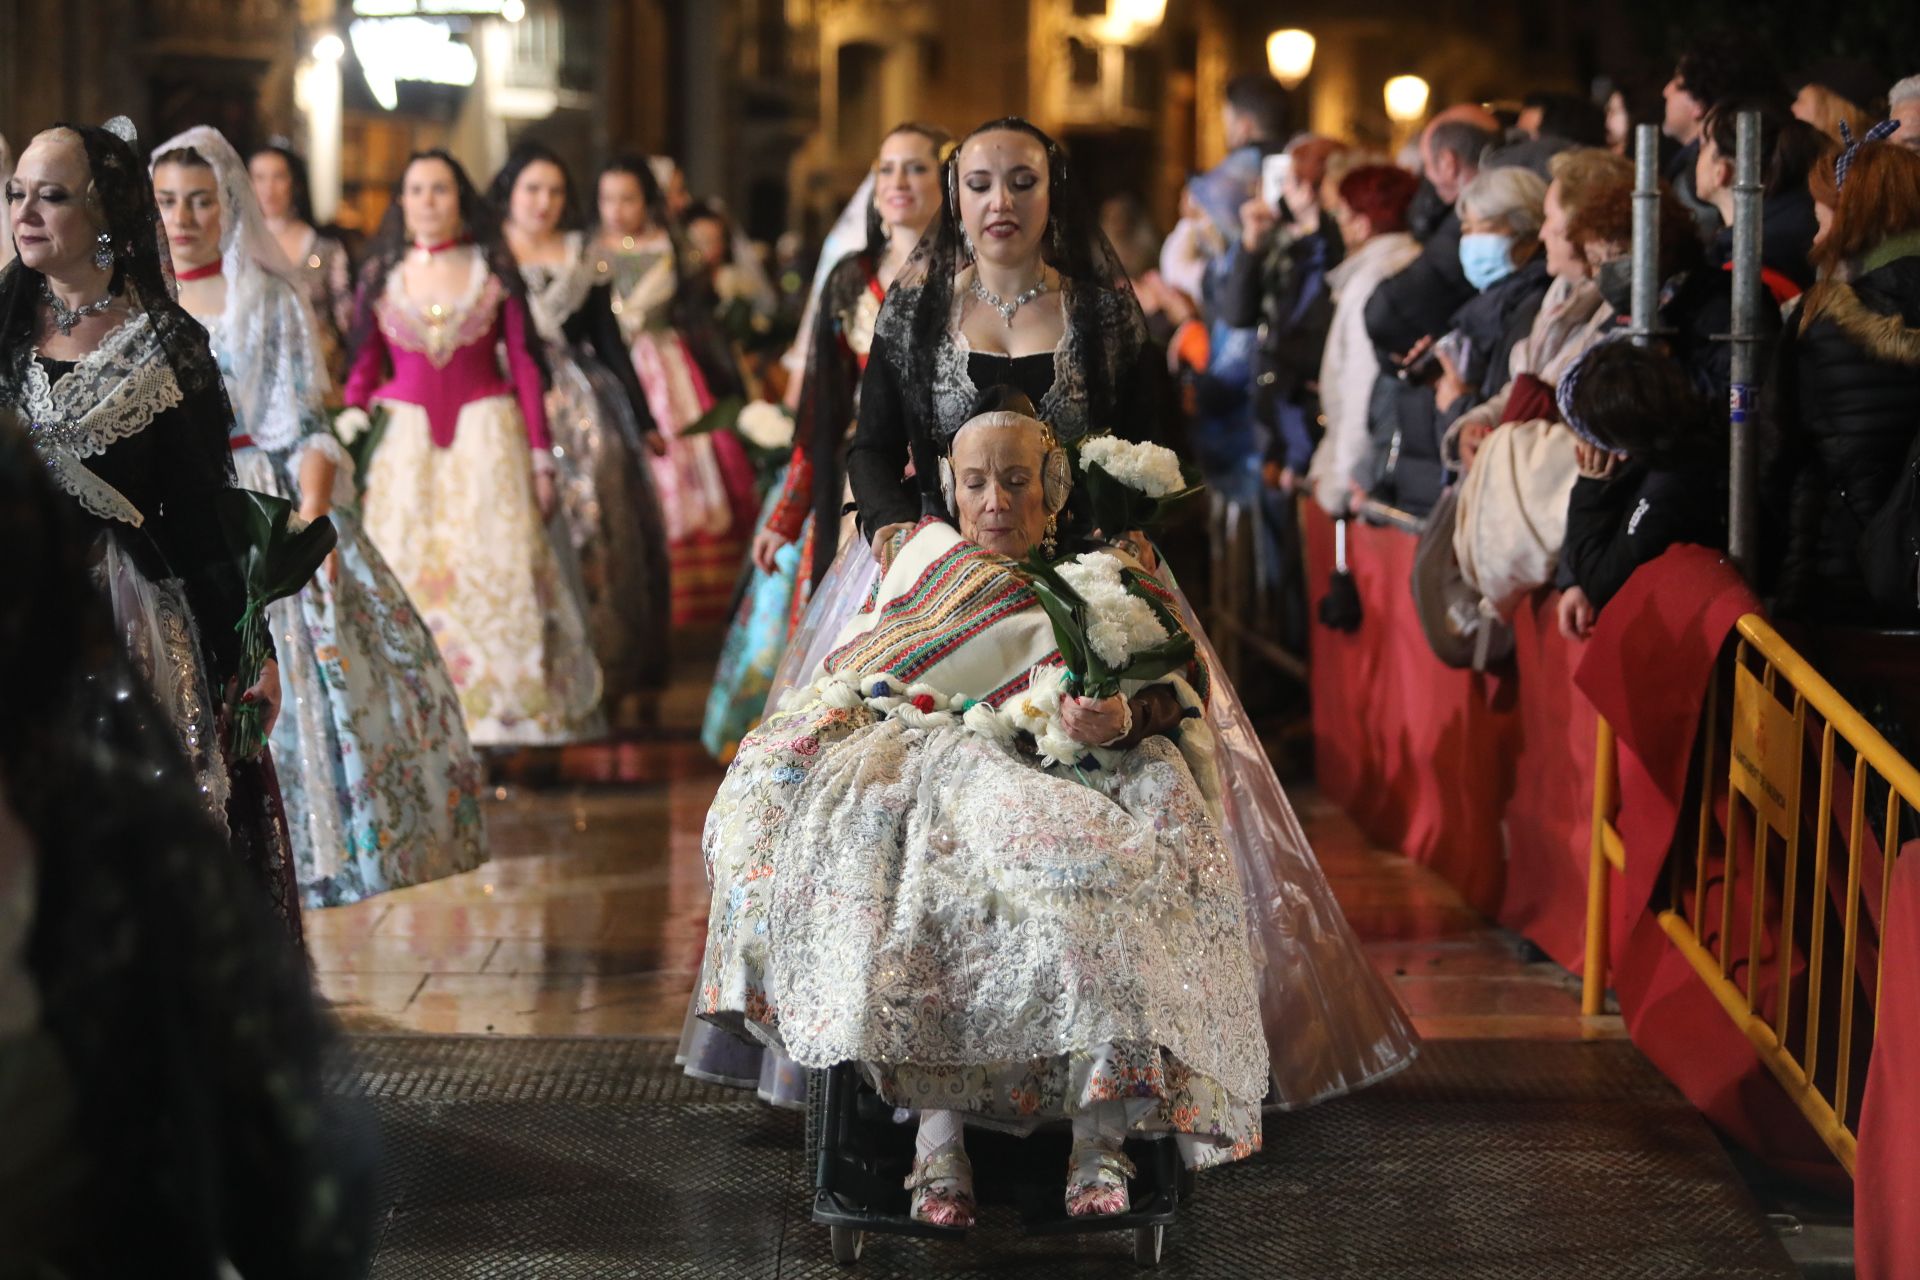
top-left (348, 250), bottom-right (604, 745)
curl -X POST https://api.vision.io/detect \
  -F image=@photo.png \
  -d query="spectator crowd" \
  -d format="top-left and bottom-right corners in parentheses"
top-left (1132, 38), bottom-right (1920, 713)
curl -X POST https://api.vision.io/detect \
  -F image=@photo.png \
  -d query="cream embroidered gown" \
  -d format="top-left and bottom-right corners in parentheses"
top-left (347, 249), bottom-right (605, 745)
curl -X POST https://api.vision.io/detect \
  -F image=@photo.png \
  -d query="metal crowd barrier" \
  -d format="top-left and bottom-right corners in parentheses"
top-left (1583, 614), bottom-right (1920, 1172)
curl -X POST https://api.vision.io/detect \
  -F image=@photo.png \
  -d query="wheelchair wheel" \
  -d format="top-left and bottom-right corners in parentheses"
top-left (830, 1224), bottom-right (865, 1266)
top-left (1133, 1224), bottom-right (1164, 1267)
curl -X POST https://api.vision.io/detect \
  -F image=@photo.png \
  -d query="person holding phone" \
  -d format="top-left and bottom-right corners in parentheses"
top-left (1223, 136), bottom-right (1351, 495)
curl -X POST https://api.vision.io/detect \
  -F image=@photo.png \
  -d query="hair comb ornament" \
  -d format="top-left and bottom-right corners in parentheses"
top-left (102, 116), bottom-right (139, 146)
top-left (1835, 118), bottom-right (1900, 193)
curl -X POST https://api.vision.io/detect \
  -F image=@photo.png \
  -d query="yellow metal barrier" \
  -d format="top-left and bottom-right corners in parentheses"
top-left (1582, 613), bottom-right (1920, 1174)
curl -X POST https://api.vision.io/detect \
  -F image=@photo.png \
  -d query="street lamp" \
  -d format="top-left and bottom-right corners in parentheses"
top-left (1266, 29), bottom-right (1315, 90)
top-left (1384, 74), bottom-right (1431, 124)
top-left (1104, 0), bottom-right (1167, 41)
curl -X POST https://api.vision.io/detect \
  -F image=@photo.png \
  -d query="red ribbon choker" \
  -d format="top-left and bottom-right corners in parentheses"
top-left (175, 260), bottom-right (223, 282)
top-left (414, 237), bottom-right (471, 255)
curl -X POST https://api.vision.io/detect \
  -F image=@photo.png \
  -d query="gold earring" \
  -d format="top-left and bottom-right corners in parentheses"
top-left (1041, 513), bottom-right (1058, 559)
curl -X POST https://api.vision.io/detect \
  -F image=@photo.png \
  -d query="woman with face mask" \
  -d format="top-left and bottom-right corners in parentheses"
top-left (594, 155), bottom-right (757, 628)
top-left (343, 149), bottom-right (604, 748)
top-left (1368, 167), bottom-right (1550, 503)
top-left (153, 127), bottom-right (486, 909)
top-left (1563, 169), bottom-right (1763, 403)
top-left (0, 118), bottom-right (304, 941)
top-left (699, 122), bottom-right (952, 764)
top-left (491, 142), bottom-right (671, 734)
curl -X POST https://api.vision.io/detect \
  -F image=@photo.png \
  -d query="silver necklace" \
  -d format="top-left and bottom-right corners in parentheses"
top-left (41, 280), bottom-right (116, 336)
top-left (970, 271), bottom-right (1049, 328)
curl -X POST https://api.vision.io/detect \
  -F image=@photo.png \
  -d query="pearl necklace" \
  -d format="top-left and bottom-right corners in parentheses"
top-left (42, 280), bottom-right (117, 336)
top-left (970, 270), bottom-right (1049, 328)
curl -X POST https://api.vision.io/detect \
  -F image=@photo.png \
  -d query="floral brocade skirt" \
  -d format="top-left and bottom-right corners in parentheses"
top-left (700, 474), bottom-right (804, 762)
top-left (97, 537), bottom-right (302, 944)
top-left (630, 328), bottom-right (759, 627)
top-left (235, 446), bottom-right (488, 909)
top-left (548, 343), bottom-right (672, 703)
top-left (697, 704), bottom-right (1269, 1168)
top-left (363, 397), bottom-right (604, 746)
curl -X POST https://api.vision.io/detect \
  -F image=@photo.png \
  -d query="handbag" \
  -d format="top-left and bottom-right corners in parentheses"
top-left (1410, 485), bottom-right (1514, 671)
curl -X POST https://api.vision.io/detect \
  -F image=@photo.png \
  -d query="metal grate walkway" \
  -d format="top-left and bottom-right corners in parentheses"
top-left (327, 1035), bottom-right (1798, 1278)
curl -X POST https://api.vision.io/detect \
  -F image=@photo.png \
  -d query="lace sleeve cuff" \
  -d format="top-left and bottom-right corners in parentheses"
top-left (296, 430), bottom-right (358, 508)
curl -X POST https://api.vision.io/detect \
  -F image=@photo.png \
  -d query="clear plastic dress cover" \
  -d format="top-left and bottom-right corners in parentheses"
top-left (763, 537), bottom-right (1421, 1108)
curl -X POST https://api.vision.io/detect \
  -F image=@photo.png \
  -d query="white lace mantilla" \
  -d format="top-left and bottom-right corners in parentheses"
top-left (207, 275), bottom-right (327, 455)
top-left (522, 233), bottom-right (598, 346)
top-left (8, 315), bottom-right (183, 526)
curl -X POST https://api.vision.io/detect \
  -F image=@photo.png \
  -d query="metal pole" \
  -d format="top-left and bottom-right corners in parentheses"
top-left (1630, 123), bottom-right (1662, 346)
top-left (1728, 109), bottom-right (1765, 579)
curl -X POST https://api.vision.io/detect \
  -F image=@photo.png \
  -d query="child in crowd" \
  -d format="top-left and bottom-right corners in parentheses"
top-left (1554, 339), bottom-right (1729, 639)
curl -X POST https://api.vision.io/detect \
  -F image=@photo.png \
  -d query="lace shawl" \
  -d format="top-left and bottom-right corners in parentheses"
top-left (4, 315), bottom-right (183, 525)
top-left (598, 245), bottom-right (679, 342)
top-left (522, 232), bottom-right (598, 346)
top-left (377, 255), bottom-right (503, 368)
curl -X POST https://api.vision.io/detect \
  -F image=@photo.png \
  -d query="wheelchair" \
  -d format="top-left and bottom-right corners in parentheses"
top-left (804, 1061), bottom-right (1194, 1268)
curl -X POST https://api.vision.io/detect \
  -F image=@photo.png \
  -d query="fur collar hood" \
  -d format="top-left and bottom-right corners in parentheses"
top-left (1800, 251), bottom-right (1920, 367)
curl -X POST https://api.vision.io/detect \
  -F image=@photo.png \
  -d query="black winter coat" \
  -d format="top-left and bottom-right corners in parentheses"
top-left (1362, 203), bottom-right (1473, 362)
top-left (1563, 460), bottom-right (1728, 609)
top-left (1360, 255), bottom-right (1552, 519)
top-left (1767, 252), bottom-right (1920, 623)
top-left (1220, 224), bottom-right (1342, 472)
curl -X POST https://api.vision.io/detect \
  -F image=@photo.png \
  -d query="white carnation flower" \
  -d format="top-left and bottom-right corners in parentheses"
top-left (736, 400), bottom-right (794, 450)
top-left (333, 407), bottom-right (371, 444)
top-left (1056, 553), bottom-right (1168, 667)
top-left (1078, 435), bottom-right (1185, 498)
top-left (1036, 726), bottom-right (1084, 768)
top-left (963, 701), bottom-right (1017, 743)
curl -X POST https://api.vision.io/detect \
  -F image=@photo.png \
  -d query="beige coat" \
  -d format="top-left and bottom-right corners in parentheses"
top-left (1308, 232), bottom-right (1422, 515)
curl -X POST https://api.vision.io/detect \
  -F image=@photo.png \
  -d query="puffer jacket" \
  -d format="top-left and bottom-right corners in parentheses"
top-left (1767, 243), bottom-right (1920, 623)
top-left (1362, 195), bottom-right (1473, 362)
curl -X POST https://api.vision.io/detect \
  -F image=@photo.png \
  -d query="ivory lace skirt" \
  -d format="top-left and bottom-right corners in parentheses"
top-left (363, 397), bottom-right (604, 746)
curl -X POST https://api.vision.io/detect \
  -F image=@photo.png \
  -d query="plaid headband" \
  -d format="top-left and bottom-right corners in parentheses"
top-left (1555, 338), bottom-right (1618, 451)
top-left (1836, 118), bottom-right (1901, 193)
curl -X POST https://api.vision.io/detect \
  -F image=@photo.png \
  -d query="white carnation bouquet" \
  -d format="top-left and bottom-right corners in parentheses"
top-left (734, 399), bottom-right (794, 450)
top-left (1075, 435), bottom-right (1203, 540)
top-left (1024, 549), bottom-right (1193, 700)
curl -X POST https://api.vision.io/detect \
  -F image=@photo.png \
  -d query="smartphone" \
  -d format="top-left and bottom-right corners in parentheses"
top-left (1260, 153), bottom-right (1292, 210)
